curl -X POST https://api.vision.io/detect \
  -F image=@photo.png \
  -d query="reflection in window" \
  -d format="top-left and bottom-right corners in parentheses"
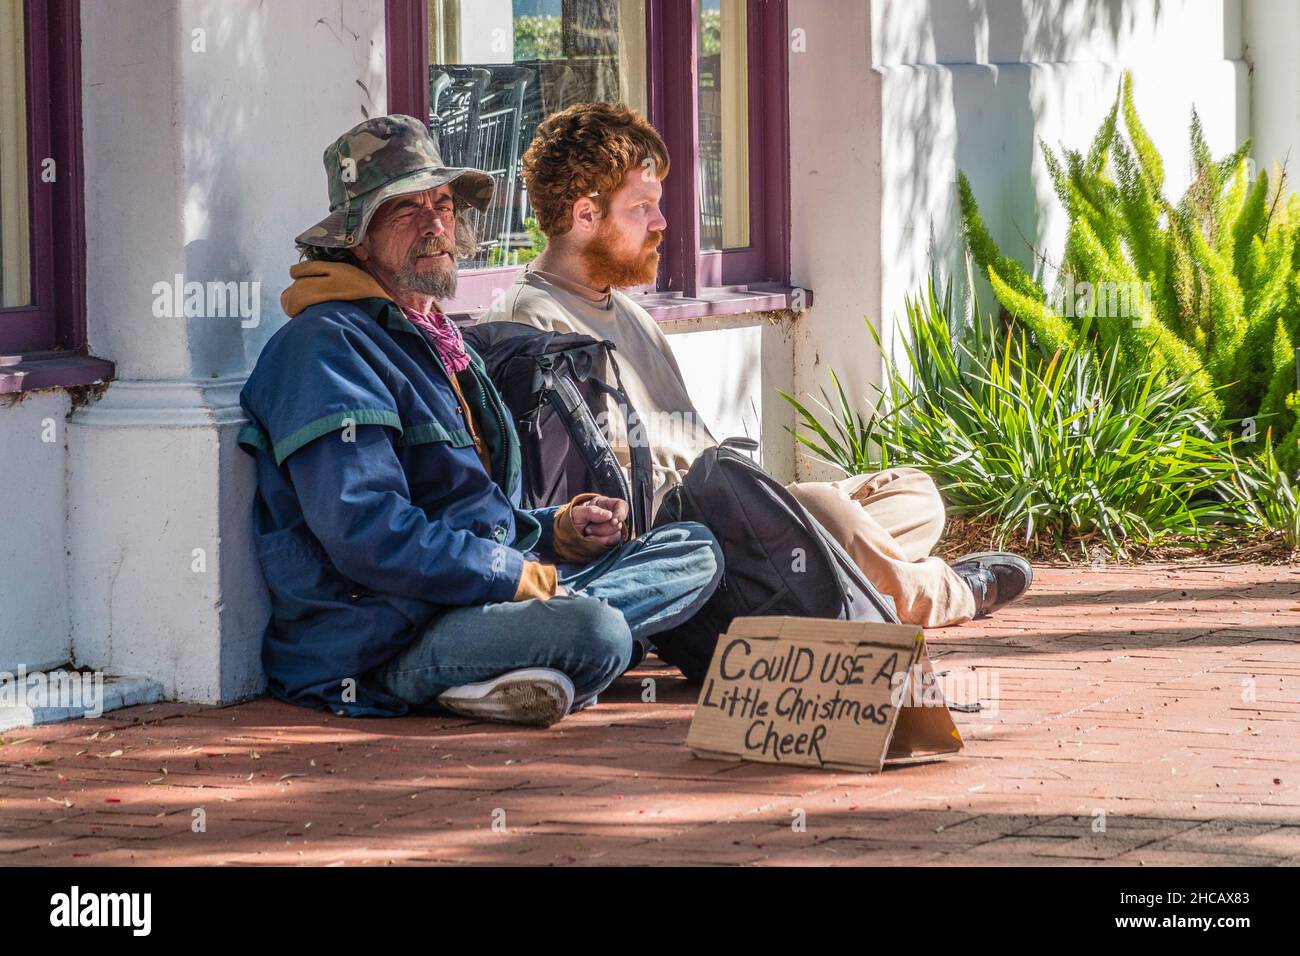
top-left (427, 0), bottom-right (647, 270)
top-left (698, 0), bottom-right (749, 251)
top-left (0, 0), bottom-right (31, 308)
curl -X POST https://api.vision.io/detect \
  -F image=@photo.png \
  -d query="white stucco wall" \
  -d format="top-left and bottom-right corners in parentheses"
top-left (661, 314), bottom-right (797, 483)
top-left (1244, 0), bottom-right (1300, 174)
top-left (787, 0), bottom-right (881, 482)
top-left (0, 392), bottom-right (72, 673)
top-left (58, 0), bottom-right (387, 701)
top-left (787, 0), bottom-right (1248, 480)
top-left (81, 0), bottom-right (388, 378)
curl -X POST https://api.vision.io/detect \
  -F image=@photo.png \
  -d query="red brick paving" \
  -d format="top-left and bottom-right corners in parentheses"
top-left (2, 561), bottom-right (1298, 866)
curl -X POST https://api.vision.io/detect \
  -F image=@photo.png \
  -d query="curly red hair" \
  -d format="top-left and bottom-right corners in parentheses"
top-left (522, 101), bottom-right (670, 238)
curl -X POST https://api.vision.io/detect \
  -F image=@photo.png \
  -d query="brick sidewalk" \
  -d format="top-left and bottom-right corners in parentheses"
top-left (3, 562), bottom-right (1298, 866)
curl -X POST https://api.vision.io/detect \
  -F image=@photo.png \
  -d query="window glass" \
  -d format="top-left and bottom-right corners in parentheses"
top-left (0, 0), bottom-right (31, 308)
top-left (427, 0), bottom-right (647, 270)
top-left (697, 0), bottom-right (749, 251)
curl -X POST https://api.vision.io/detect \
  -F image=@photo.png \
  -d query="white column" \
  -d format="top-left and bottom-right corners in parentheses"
top-left (787, 0), bottom-right (882, 481)
top-left (1245, 0), bottom-right (1300, 172)
top-left (66, 0), bottom-right (387, 702)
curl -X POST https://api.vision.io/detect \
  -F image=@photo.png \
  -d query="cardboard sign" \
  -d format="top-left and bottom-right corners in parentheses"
top-left (686, 616), bottom-right (964, 773)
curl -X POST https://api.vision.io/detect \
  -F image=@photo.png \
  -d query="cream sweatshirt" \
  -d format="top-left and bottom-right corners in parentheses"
top-left (477, 266), bottom-right (718, 518)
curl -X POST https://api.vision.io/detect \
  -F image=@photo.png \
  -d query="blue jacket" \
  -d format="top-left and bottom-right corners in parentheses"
top-left (238, 267), bottom-right (563, 716)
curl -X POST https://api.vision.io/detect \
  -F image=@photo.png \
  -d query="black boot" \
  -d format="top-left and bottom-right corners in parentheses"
top-left (950, 551), bottom-right (1033, 618)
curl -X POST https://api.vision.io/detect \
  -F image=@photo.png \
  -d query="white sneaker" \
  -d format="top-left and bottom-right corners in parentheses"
top-left (435, 668), bottom-right (574, 727)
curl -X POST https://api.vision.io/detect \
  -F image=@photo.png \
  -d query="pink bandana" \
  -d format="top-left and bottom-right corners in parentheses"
top-left (402, 307), bottom-right (471, 375)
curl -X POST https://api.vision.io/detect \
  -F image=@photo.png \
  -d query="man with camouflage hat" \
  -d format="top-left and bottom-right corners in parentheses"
top-left (238, 115), bottom-right (722, 726)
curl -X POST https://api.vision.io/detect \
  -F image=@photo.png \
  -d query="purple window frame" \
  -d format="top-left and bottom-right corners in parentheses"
top-left (385, 0), bottom-right (799, 319)
top-left (649, 0), bottom-right (790, 294)
top-left (0, 0), bottom-right (112, 393)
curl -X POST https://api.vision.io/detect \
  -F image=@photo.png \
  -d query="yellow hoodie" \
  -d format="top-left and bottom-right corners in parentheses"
top-left (281, 261), bottom-right (391, 318)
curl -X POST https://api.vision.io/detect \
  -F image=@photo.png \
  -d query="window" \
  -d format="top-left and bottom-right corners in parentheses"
top-left (653, 0), bottom-right (787, 293)
top-left (0, 0), bottom-right (107, 391)
top-left (387, 0), bottom-right (791, 315)
top-left (1, 0), bottom-right (32, 312)
top-left (697, 0), bottom-right (749, 252)
top-left (424, 0), bottom-right (647, 274)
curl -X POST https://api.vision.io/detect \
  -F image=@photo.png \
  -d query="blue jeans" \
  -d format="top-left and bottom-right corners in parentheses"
top-left (370, 521), bottom-right (722, 711)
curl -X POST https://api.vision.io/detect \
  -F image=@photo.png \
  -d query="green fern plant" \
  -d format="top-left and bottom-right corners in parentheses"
top-left (958, 72), bottom-right (1300, 471)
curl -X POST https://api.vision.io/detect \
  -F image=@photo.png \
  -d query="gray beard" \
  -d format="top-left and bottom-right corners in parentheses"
top-left (395, 263), bottom-right (457, 301)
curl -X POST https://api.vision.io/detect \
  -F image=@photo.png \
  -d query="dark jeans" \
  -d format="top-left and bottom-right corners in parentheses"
top-left (371, 521), bottom-right (722, 711)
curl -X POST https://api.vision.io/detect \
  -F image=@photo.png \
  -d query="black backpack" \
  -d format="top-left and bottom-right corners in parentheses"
top-left (650, 438), bottom-right (901, 683)
top-left (463, 322), bottom-right (654, 537)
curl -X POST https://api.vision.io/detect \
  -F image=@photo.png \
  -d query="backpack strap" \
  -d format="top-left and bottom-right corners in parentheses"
top-left (536, 353), bottom-right (634, 511)
top-left (587, 348), bottom-right (654, 537)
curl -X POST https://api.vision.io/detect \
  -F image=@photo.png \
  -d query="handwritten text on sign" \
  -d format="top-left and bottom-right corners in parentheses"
top-left (696, 637), bottom-right (904, 764)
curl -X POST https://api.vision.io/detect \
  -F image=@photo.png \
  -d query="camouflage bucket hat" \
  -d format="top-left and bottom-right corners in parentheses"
top-left (295, 114), bottom-right (495, 250)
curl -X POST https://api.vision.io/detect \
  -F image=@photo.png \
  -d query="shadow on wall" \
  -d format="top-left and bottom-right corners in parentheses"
top-left (182, 3), bottom-right (269, 383)
top-left (180, 0), bottom-right (385, 381)
top-left (875, 0), bottom-right (1165, 64)
top-left (168, 1), bottom-right (386, 699)
top-left (873, 0), bottom-right (1203, 338)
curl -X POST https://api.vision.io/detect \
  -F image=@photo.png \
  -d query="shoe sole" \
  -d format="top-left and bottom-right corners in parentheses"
top-left (436, 668), bottom-right (574, 727)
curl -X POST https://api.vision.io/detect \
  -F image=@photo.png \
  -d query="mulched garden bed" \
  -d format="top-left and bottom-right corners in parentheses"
top-left (935, 516), bottom-right (1299, 566)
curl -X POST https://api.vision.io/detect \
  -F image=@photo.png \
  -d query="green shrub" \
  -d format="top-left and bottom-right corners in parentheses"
top-left (487, 216), bottom-right (546, 268)
top-left (699, 10), bottom-right (721, 56)
top-left (1219, 430), bottom-right (1300, 548)
top-left (958, 73), bottom-right (1300, 472)
top-left (780, 279), bottom-right (1248, 555)
top-left (514, 15), bottom-right (562, 61)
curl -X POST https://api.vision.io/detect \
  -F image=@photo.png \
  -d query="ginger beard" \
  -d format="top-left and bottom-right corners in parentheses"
top-left (581, 215), bottom-right (662, 289)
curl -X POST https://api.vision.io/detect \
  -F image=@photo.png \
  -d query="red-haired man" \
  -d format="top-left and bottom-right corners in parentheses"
top-left (480, 102), bottom-right (1032, 644)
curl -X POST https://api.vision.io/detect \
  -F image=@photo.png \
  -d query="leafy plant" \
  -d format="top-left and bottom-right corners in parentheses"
top-left (781, 279), bottom-right (1249, 554)
top-left (487, 216), bottom-right (547, 268)
top-left (1219, 430), bottom-right (1300, 548)
top-left (513, 15), bottom-right (562, 61)
top-left (958, 72), bottom-right (1300, 472)
top-left (699, 10), bottom-right (722, 56)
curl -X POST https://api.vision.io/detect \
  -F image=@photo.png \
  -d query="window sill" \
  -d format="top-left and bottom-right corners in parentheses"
top-left (0, 351), bottom-right (115, 394)
top-left (449, 284), bottom-right (810, 325)
top-left (632, 284), bottom-right (811, 323)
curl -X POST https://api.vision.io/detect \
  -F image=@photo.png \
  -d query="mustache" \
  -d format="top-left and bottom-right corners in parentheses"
top-left (409, 237), bottom-right (456, 260)
top-left (644, 231), bottom-right (663, 250)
